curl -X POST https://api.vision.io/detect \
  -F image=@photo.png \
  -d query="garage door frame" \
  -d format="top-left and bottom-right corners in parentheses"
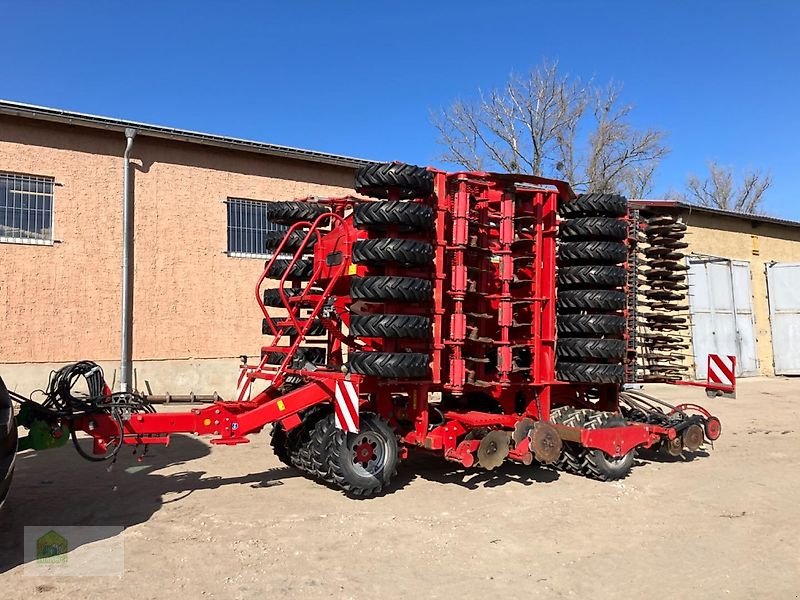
top-left (687, 255), bottom-right (759, 379)
top-left (766, 261), bottom-right (800, 375)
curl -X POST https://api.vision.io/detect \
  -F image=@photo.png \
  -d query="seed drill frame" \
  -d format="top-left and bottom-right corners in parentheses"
top-left (5, 165), bottom-right (723, 499)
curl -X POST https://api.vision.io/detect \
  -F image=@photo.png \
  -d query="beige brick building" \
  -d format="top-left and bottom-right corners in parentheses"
top-left (1, 101), bottom-right (798, 398)
top-left (632, 200), bottom-right (800, 379)
top-left (0, 101), bottom-right (363, 397)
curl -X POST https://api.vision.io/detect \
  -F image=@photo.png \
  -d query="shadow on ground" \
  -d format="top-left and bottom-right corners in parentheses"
top-left (0, 435), bottom-right (301, 573)
top-left (0, 435), bottom-right (567, 570)
top-left (400, 451), bottom-right (560, 490)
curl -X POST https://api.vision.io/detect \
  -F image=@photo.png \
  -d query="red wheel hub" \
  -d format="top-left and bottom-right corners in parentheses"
top-left (705, 416), bottom-right (722, 441)
top-left (353, 438), bottom-right (377, 467)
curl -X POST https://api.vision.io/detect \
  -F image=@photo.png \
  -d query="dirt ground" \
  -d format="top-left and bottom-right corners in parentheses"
top-left (1, 377), bottom-right (798, 599)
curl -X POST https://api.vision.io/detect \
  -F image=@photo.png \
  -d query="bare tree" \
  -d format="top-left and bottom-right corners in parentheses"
top-left (432, 60), bottom-right (668, 195)
top-left (677, 161), bottom-right (771, 214)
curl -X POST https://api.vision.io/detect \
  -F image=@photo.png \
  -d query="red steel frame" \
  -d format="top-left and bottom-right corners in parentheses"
top-left (74, 169), bottom-right (720, 466)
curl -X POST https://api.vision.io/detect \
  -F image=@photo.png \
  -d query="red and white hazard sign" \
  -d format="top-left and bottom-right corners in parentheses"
top-left (334, 380), bottom-right (360, 433)
top-left (707, 354), bottom-right (736, 388)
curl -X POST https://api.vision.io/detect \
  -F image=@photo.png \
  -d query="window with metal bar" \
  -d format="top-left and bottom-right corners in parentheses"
top-left (226, 198), bottom-right (287, 258)
top-left (0, 172), bottom-right (54, 245)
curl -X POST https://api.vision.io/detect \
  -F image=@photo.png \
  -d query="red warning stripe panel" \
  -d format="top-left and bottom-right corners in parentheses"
top-left (708, 354), bottom-right (736, 387)
top-left (334, 381), bottom-right (360, 433)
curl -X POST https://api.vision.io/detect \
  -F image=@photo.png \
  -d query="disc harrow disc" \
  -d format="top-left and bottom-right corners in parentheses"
top-left (529, 422), bottom-right (563, 464)
top-left (512, 418), bottom-right (535, 446)
top-left (477, 430), bottom-right (510, 470)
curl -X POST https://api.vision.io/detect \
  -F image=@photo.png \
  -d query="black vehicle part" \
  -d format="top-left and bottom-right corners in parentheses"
top-left (269, 423), bottom-right (296, 467)
top-left (353, 201), bottom-right (435, 231)
top-left (557, 265), bottom-right (627, 288)
top-left (558, 241), bottom-right (628, 265)
top-left (557, 338), bottom-right (627, 360)
top-left (349, 314), bottom-right (431, 339)
top-left (327, 412), bottom-right (400, 497)
top-left (263, 287), bottom-right (303, 307)
top-left (558, 289), bottom-right (626, 312)
top-left (352, 239), bottom-right (434, 266)
top-left (263, 318), bottom-right (327, 337)
top-left (350, 276), bottom-right (432, 302)
top-left (557, 314), bottom-right (626, 337)
top-left (355, 162), bottom-right (434, 200)
top-left (556, 362), bottom-right (625, 383)
top-left (268, 202), bottom-right (327, 225)
top-left (264, 229), bottom-right (317, 251)
top-left (559, 193), bottom-right (627, 218)
top-left (266, 259), bottom-right (314, 280)
top-left (559, 217), bottom-right (627, 240)
top-left (347, 352), bottom-right (429, 379)
top-left (549, 407), bottom-right (588, 475)
top-left (264, 347), bottom-right (326, 366)
top-left (0, 377), bottom-right (17, 508)
top-left (580, 412), bottom-right (636, 481)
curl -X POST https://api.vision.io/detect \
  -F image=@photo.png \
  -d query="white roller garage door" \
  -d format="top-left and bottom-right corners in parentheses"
top-left (687, 257), bottom-right (759, 378)
top-left (766, 262), bottom-right (800, 375)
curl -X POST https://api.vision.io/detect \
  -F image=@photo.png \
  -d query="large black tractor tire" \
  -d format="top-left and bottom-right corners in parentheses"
top-left (557, 265), bottom-right (626, 289)
top-left (355, 162), bottom-right (434, 200)
top-left (347, 352), bottom-right (429, 379)
top-left (264, 347), bottom-right (326, 367)
top-left (269, 423), bottom-right (295, 467)
top-left (264, 229), bottom-right (316, 252)
top-left (556, 362), bottom-right (624, 384)
top-left (349, 314), bottom-right (431, 339)
top-left (559, 193), bottom-right (627, 218)
top-left (558, 289), bottom-right (626, 312)
top-left (580, 412), bottom-right (635, 481)
top-left (559, 217), bottom-right (628, 240)
top-left (263, 318), bottom-right (326, 337)
top-left (557, 338), bottom-right (627, 360)
top-left (266, 259), bottom-right (314, 280)
top-left (549, 407), bottom-right (589, 475)
top-left (268, 202), bottom-right (327, 225)
top-left (557, 314), bottom-right (626, 337)
top-left (354, 201), bottom-right (435, 232)
top-left (289, 408), bottom-right (329, 473)
top-left (328, 412), bottom-right (400, 497)
top-left (0, 377), bottom-right (18, 508)
top-left (307, 412), bottom-right (339, 481)
top-left (263, 287), bottom-right (303, 307)
top-left (558, 241), bottom-right (628, 265)
top-left (350, 276), bottom-right (432, 302)
top-left (352, 239), bottom-right (434, 266)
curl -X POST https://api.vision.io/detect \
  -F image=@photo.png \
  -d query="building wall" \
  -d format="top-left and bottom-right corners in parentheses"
top-left (0, 115), bottom-right (356, 396)
top-left (683, 210), bottom-right (800, 376)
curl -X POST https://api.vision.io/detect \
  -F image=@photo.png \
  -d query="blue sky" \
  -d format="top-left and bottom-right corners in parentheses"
top-left (2, 1), bottom-right (798, 218)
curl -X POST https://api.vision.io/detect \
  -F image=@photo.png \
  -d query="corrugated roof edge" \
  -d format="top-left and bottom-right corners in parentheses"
top-left (0, 99), bottom-right (374, 169)
top-left (630, 199), bottom-right (800, 229)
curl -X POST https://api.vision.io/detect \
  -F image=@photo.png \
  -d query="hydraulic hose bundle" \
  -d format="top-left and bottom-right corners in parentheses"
top-left (15, 361), bottom-right (154, 461)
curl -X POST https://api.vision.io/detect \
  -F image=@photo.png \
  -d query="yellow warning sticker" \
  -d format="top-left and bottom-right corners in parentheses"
top-left (348, 264), bottom-right (358, 275)
top-left (277, 399), bottom-right (286, 411)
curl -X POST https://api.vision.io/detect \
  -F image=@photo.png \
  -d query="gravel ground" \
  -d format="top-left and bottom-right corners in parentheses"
top-left (1, 377), bottom-right (798, 599)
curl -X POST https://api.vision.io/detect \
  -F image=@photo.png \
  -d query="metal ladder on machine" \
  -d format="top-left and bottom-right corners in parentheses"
top-left (248, 213), bottom-right (349, 398)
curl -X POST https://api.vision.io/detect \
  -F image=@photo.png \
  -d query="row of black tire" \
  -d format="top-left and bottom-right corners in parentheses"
top-left (264, 167), bottom-right (633, 384)
top-left (556, 193), bottom-right (629, 384)
top-left (263, 163), bottom-right (436, 379)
